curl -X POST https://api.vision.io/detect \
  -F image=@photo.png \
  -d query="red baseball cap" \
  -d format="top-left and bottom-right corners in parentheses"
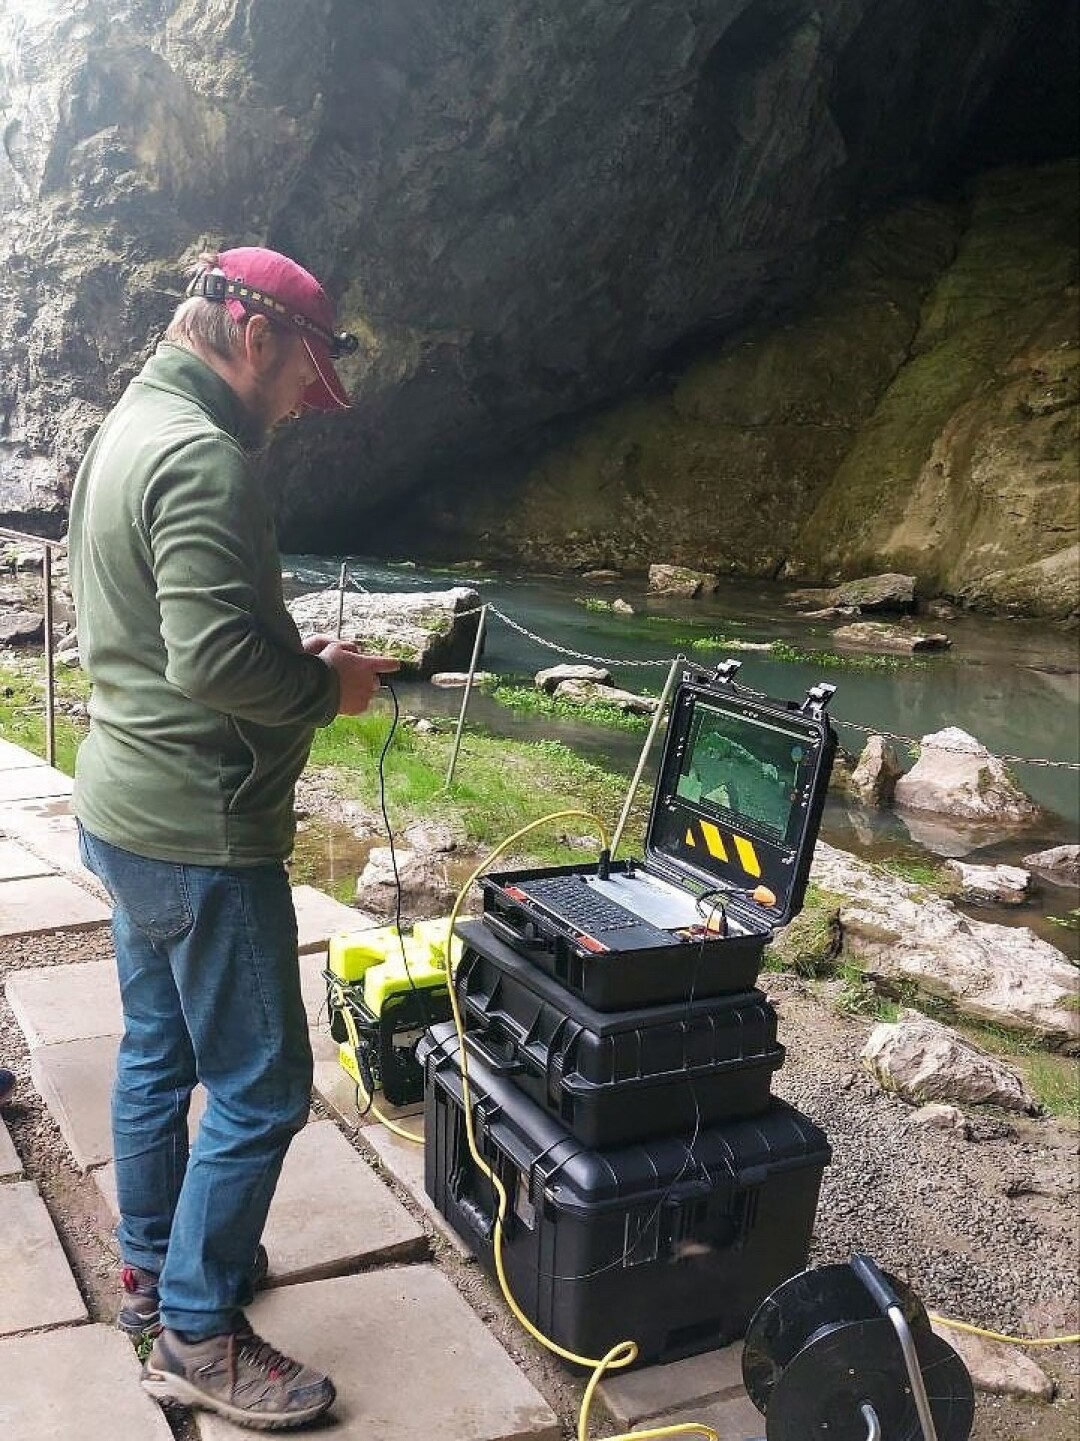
top-left (196, 247), bottom-right (356, 411)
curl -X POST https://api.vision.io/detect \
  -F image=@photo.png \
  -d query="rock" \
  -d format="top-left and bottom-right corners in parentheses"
top-left (849, 735), bottom-right (904, 806)
top-left (647, 564), bottom-right (717, 597)
top-left (906, 1102), bottom-right (969, 1134)
top-left (893, 727), bottom-right (1040, 824)
top-left (801, 605), bottom-right (860, 619)
top-left (959, 544), bottom-right (1080, 622)
top-left (831, 572), bottom-right (917, 611)
top-left (943, 860), bottom-right (1031, 905)
top-left (288, 587), bottom-right (482, 679)
top-left (923, 599), bottom-right (959, 620)
top-left (832, 620), bottom-right (950, 653)
top-left (354, 846), bottom-right (456, 918)
top-left (810, 841), bottom-right (1079, 1046)
top-left (535, 663), bottom-right (612, 692)
top-left (580, 569), bottom-right (622, 583)
top-left (930, 1320), bottom-right (1056, 1401)
top-left (552, 678), bottom-right (659, 714)
top-left (1022, 845), bottom-right (1080, 884)
top-left (402, 821), bottom-right (461, 853)
top-left (429, 671), bottom-right (495, 687)
top-left (0, 609), bottom-right (44, 646)
top-left (612, 598), bottom-right (635, 616)
top-left (862, 1009), bottom-right (1038, 1112)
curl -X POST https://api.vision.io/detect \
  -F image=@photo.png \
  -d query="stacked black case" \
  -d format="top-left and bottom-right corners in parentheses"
top-left (421, 666), bottom-right (837, 1367)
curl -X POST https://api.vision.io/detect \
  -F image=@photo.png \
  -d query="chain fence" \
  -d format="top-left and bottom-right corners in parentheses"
top-left (331, 573), bottom-right (1080, 773)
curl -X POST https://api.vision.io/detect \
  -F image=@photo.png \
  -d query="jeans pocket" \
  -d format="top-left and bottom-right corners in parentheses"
top-left (78, 827), bottom-right (193, 941)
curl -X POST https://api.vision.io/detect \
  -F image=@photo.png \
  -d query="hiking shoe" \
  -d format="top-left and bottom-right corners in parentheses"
top-left (119, 1244), bottom-right (270, 1338)
top-left (141, 1321), bottom-right (336, 1431)
top-left (0, 1067), bottom-right (15, 1108)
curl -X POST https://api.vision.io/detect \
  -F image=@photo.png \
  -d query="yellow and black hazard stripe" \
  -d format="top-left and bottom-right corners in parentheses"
top-left (682, 818), bottom-right (762, 878)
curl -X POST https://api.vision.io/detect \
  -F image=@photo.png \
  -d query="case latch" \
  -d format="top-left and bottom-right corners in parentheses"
top-left (800, 682), bottom-right (837, 720)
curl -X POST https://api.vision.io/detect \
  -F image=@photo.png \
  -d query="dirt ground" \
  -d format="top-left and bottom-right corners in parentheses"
top-left (1, 881), bottom-right (1077, 1441)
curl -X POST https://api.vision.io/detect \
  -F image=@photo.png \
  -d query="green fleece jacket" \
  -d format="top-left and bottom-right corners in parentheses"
top-left (68, 343), bottom-right (340, 865)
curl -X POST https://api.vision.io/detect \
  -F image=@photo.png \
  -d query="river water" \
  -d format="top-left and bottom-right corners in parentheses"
top-left (284, 555), bottom-right (1080, 948)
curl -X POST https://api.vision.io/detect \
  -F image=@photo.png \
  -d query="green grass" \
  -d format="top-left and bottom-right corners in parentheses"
top-left (0, 656), bottom-right (89, 775)
top-left (309, 710), bottom-right (633, 862)
top-left (875, 853), bottom-right (953, 894)
top-left (488, 682), bottom-right (652, 732)
top-left (769, 641), bottom-right (926, 672)
top-left (765, 885), bottom-right (844, 976)
top-left (953, 1019), bottom-right (1080, 1123)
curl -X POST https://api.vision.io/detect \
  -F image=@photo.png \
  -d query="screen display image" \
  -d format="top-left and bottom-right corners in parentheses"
top-left (671, 700), bottom-right (814, 844)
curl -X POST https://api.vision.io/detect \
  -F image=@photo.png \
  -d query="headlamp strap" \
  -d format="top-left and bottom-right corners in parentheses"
top-left (186, 267), bottom-right (358, 358)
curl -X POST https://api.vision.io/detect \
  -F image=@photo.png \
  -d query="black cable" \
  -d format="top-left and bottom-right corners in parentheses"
top-left (376, 680), bottom-right (436, 1035)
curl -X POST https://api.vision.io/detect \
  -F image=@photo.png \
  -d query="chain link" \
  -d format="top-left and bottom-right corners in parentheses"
top-left (325, 578), bottom-right (1080, 772)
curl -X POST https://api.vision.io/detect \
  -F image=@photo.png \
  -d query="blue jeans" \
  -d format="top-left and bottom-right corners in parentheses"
top-left (78, 825), bottom-right (312, 1338)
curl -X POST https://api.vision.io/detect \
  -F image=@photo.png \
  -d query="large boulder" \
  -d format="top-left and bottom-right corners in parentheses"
top-left (552, 679), bottom-right (659, 715)
top-left (862, 1009), bottom-right (1038, 1112)
top-left (287, 588), bottom-right (482, 679)
top-left (1022, 844), bottom-right (1080, 884)
top-left (849, 735), bottom-right (904, 807)
top-left (893, 727), bottom-right (1040, 824)
top-left (810, 841), bottom-right (1079, 1047)
top-left (647, 564), bottom-right (717, 598)
top-left (831, 621), bottom-right (950, 653)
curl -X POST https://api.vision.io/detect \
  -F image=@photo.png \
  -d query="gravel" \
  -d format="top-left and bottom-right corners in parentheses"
top-left (2, 862), bottom-right (1078, 1440)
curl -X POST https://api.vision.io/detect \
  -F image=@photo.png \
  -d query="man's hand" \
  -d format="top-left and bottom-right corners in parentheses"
top-left (303, 633), bottom-right (357, 656)
top-left (318, 643), bottom-right (400, 714)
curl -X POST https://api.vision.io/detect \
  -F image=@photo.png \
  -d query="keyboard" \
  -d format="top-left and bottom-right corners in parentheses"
top-left (515, 875), bottom-right (644, 933)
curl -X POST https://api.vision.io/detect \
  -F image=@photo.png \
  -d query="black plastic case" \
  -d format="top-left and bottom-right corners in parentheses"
top-left (455, 920), bottom-right (784, 1147)
top-left (420, 1021), bottom-right (831, 1368)
top-left (480, 664), bottom-right (837, 1009)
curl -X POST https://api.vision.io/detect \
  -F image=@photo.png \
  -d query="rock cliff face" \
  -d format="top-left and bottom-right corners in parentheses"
top-left (0, 0), bottom-right (1076, 613)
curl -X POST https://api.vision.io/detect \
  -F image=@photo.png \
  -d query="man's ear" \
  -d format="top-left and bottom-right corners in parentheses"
top-left (242, 313), bottom-right (276, 369)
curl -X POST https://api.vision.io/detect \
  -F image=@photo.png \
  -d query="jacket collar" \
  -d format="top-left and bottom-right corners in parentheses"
top-left (138, 343), bottom-right (266, 451)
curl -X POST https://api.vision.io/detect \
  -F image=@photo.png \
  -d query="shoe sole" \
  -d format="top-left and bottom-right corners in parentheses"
top-left (142, 1369), bottom-right (335, 1432)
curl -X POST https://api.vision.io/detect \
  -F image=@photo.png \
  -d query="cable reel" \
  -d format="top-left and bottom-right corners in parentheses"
top-left (742, 1254), bottom-right (974, 1441)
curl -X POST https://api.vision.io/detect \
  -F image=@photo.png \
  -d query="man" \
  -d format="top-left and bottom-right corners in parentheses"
top-left (68, 246), bottom-right (398, 1431)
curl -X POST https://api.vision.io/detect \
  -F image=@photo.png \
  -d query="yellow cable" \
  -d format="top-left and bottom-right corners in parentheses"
top-left (441, 810), bottom-right (720, 1441)
top-left (328, 981), bottom-right (425, 1144)
top-left (930, 1315), bottom-right (1080, 1347)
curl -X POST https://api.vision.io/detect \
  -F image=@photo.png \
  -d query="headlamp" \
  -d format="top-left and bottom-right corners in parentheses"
top-left (187, 266), bottom-right (359, 359)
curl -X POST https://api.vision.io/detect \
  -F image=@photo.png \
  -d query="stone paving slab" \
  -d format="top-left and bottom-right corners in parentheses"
top-left (6, 959), bottom-right (123, 1046)
top-left (356, 1100), bottom-right (475, 1260)
top-left (600, 1343), bottom-right (769, 1439)
top-left (0, 1179), bottom-right (89, 1334)
top-left (0, 764), bottom-right (74, 802)
top-left (0, 735), bottom-right (47, 769)
top-left (0, 794), bottom-right (83, 873)
top-left (0, 1323), bottom-right (175, 1441)
top-left (196, 1266), bottom-right (560, 1441)
top-left (97, 1120), bottom-right (426, 1285)
top-left (0, 1111), bottom-right (21, 1179)
top-left (292, 883), bottom-right (377, 954)
top-left (0, 837), bottom-right (55, 880)
top-left (0, 871), bottom-right (110, 938)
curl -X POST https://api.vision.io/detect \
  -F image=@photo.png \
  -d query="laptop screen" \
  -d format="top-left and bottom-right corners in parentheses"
top-left (666, 697), bottom-right (820, 846)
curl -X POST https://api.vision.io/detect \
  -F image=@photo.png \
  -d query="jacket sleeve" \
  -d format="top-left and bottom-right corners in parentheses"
top-left (145, 436), bottom-right (340, 727)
